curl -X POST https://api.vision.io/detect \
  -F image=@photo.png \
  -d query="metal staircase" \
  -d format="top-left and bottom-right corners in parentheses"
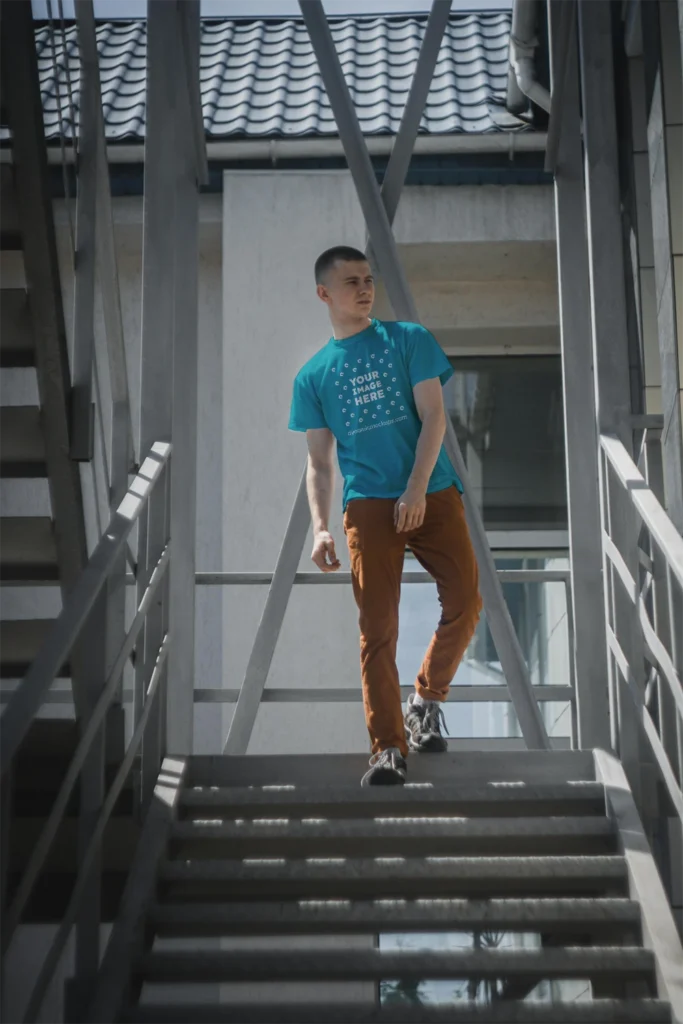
top-left (87, 749), bottom-right (680, 1023)
top-left (1, 2), bottom-right (683, 1023)
top-left (1, 0), bottom-right (100, 615)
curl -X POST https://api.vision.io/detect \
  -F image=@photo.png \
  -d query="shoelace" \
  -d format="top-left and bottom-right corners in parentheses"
top-left (368, 747), bottom-right (402, 767)
top-left (423, 702), bottom-right (450, 736)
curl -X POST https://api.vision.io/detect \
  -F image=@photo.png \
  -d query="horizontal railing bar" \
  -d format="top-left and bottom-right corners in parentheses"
top-left (21, 632), bottom-right (171, 1024)
top-left (607, 627), bottom-right (683, 822)
top-left (1, 543), bottom-right (171, 953)
top-left (192, 685), bottom-right (575, 704)
top-left (0, 442), bottom-right (171, 777)
top-left (192, 569), bottom-right (572, 587)
top-left (1, 683), bottom-right (576, 705)
top-left (601, 434), bottom-right (683, 588)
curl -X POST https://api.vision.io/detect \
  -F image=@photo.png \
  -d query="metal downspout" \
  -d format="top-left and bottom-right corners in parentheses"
top-left (507, 0), bottom-right (552, 114)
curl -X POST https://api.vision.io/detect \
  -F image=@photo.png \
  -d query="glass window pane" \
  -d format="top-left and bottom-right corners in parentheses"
top-left (444, 356), bottom-right (566, 530)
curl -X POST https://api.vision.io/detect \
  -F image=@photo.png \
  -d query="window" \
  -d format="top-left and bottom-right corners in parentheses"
top-left (444, 356), bottom-right (566, 530)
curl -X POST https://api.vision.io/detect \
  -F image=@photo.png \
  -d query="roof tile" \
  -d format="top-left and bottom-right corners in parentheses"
top-left (4, 12), bottom-right (524, 143)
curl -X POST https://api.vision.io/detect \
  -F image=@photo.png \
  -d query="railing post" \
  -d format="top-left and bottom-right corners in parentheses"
top-left (65, 590), bottom-right (108, 1022)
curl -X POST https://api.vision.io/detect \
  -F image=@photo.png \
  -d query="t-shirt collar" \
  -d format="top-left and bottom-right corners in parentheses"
top-left (330, 318), bottom-right (377, 347)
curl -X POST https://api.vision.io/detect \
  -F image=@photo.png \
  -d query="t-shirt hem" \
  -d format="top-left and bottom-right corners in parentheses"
top-left (343, 478), bottom-right (461, 511)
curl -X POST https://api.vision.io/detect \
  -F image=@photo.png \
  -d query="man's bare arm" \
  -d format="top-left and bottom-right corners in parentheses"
top-left (395, 377), bottom-right (447, 533)
top-left (306, 428), bottom-right (341, 572)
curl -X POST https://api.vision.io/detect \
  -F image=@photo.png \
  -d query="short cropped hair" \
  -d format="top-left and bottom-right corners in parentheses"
top-left (314, 245), bottom-right (368, 285)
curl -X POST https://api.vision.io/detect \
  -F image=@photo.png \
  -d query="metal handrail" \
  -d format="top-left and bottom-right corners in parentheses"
top-left (0, 442), bottom-right (171, 1021)
top-left (600, 433), bottom-right (683, 823)
top-left (0, 442), bottom-right (171, 777)
top-left (1, 543), bottom-right (170, 952)
top-left (22, 634), bottom-right (171, 1024)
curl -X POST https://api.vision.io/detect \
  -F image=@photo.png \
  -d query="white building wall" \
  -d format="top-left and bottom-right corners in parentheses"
top-left (220, 171), bottom-right (369, 754)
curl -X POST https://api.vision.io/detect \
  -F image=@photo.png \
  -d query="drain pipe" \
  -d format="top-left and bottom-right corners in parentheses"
top-left (507, 0), bottom-right (551, 115)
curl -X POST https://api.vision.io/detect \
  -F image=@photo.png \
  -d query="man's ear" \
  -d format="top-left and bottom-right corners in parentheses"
top-left (316, 283), bottom-right (330, 305)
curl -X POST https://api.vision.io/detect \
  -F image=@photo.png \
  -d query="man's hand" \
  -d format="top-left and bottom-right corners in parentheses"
top-left (394, 485), bottom-right (427, 533)
top-left (311, 530), bottom-right (341, 572)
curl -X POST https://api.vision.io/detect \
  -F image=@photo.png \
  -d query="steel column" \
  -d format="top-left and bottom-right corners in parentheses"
top-left (70, 20), bottom-right (96, 463)
top-left (544, 0), bottom-right (575, 175)
top-left (138, 1), bottom-right (186, 766)
top-left (548, 0), bottom-right (610, 751)
top-left (578, 0), bottom-right (647, 799)
top-left (640, 0), bottom-right (683, 534)
top-left (166, 0), bottom-right (203, 756)
top-left (300, 0), bottom-right (549, 750)
top-left (578, 0), bottom-right (636, 451)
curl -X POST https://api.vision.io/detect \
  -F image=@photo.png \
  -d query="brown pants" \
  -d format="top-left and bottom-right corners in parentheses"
top-left (344, 486), bottom-right (482, 757)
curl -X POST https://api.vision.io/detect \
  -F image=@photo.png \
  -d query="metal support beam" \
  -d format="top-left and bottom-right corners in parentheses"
top-left (578, 0), bottom-right (647, 800)
top-left (224, 469), bottom-right (311, 754)
top-left (166, 0), bottom-right (201, 757)
top-left (640, 0), bottom-right (683, 534)
top-left (548, 0), bottom-right (610, 750)
top-left (176, 0), bottom-right (209, 188)
top-left (578, 1), bottom-right (635, 451)
top-left (70, 13), bottom-right (97, 463)
top-left (300, 0), bottom-right (549, 751)
top-left (140, 0), bottom-right (200, 758)
top-left (544, 0), bottom-right (575, 174)
top-left (373, 0), bottom-right (452, 231)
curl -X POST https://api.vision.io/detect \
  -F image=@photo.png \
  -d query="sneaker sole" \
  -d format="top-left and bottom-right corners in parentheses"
top-left (406, 730), bottom-right (448, 753)
top-left (360, 766), bottom-right (406, 787)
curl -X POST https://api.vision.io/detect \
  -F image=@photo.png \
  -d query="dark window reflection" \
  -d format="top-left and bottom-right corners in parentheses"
top-left (445, 357), bottom-right (566, 530)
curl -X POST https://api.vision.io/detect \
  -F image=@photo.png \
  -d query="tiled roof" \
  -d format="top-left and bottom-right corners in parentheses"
top-left (23, 13), bottom-right (522, 143)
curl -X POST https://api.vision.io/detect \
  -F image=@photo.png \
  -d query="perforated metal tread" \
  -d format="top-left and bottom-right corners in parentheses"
top-left (179, 781), bottom-right (608, 819)
top-left (170, 816), bottom-right (616, 858)
top-left (187, 750), bottom-right (596, 788)
top-left (161, 854), bottom-right (629, 899)
top-left (149, 896), bottom-right (643, 939)
top-left (138, 946), bottom-right (657, 984)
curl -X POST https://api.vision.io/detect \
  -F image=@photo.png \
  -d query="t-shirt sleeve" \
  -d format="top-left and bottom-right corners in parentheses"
top-left (402, 323), bottom-right (453, 388)
top-left (288, 372), bottom-right (327, 432)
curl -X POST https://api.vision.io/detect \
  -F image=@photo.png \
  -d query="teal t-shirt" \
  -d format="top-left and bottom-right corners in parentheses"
top-left (289, 319), bottom-right (462, 509)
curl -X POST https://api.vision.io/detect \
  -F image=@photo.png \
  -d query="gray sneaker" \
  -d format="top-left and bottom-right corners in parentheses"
top-left (360, 747), bottom-right (407, 787)
top-left (404, 692), bottom-right (449, 752)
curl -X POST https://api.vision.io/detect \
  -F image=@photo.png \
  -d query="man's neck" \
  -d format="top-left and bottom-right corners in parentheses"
top-left (330, 314), bottom-right (373, 341)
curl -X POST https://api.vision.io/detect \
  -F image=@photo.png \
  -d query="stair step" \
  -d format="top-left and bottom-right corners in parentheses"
top-left (180, 782), bottom-right (607, 820)
top-left (0, 619), bottom-right (68, 678)
top-left (161, 855), bottom-right (628, 900)
top-left (0, 289), bottom-right (33, 367)
top-left (0, 516), bottom-right (58, 581)
top-left (188, 751), bottom-right (596, 788)
top-left (123, 1001), bottom-right (674, 1024)
top-left (170, 817), bottom-right (616, 859)
top-left (136, 946), bottom-right (656, 985)
top-left (0, 406), bottom-right (46, 477)
top-left (150, 896), bottom-right (642, 939)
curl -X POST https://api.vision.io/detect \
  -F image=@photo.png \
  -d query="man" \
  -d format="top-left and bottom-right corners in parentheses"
top-left (289, 246), bottom-right (482, 786)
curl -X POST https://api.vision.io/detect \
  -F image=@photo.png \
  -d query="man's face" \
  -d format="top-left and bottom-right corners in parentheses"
top-left (317, 259), bottom-right (375, 319)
